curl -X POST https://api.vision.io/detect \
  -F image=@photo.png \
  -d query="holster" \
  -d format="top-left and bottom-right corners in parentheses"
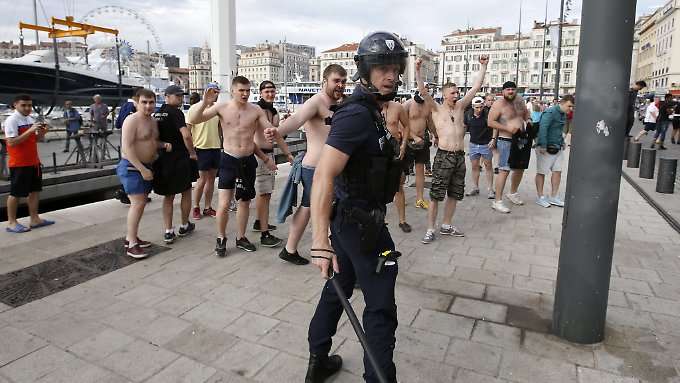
top-left (341, 204), bottom-right (386, 254)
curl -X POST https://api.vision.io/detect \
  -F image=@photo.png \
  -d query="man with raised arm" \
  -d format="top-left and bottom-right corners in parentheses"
top-left (188, 76), bottom-right (278, 257)
top-left (381, 99), bottom-right (411, 232)
top-left (415, 55), bottom-right (489, 244)
top-left (265, 64), bottom-right (347, 265)
top-left (487, 82), bottom-right (530, 214)
top-left (117, 89), bottom-right (170, 258)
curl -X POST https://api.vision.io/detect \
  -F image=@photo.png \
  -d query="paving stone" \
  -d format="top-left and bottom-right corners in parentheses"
top-left (204, 371), bottom-right (257, 382)
top-left (67, 327), bottom-right (136, 362)
top-left (153, 292), bottom-right (205, 316)
top-left (485, 286), bottom-right (542, 310)
top-left (100, 339), bottom-right (179, 382)
top-left (146, 356), bottom-right (217, 383)
top-left (241, 293), bottom-right (292, 316)
top-left (449, 297), bottom-right (507, 322)
top-left (471, 321), bottom-right (521, 350)
top-left (408, 260), bottom-right (456, 277)
top-left (116, 283), bottom-right (173, 306)
top-left (392, 351), bottom-right (458, 383)
top-left (0, 345), bottom-right (87, 382)
top-left (395, 326), bottom-right (451, 362)
top-left (334, 339), bottom-right (364, 376)
top-left (626, 293), bottom-right (680, 317)
top-left (0, 300), bottom-right (63, 330)
top-left (577, 366), bottom-right (640, 383)
top-left (273, 300), bottom-right (316, 324)
top-left (454, 369), bottom-right (510, 383)
top-left (530, 265), bottom-right (558, 280)
top-left (651, 313), bottom-right (680, 336)
top-left (608, 290), bottom-right (630, 308)
top-left (224, 312), bottom-right (280, 342)
top-left (499, 350), bottom-right (578, 383)
top-left (100, 305), bottom-right (162, 335)
top-left (656, 270), bottom-right (680, 287)
top-left (259, 322), bottom-right (312, 359)
top-left (454, 267), bottom-right (513, 288)
top-left (617, 267), bottom-right (662, 284)
top-left (35, 363), bottom-right (129, 383)
top-left (648, 282), bottom-right (680, 301)
top-left (610, 278), bottom-right (654, 296)
top-left (509, 253), bottom-right (558, 268)
top-left (449, 254), bottom-right (485, 269)
top-left (252, 351), bottom-right (307, 382)
top-left (522, 331), bottom-right (595, 367)
top-left (213, 340), bottom-right (278, 378)
top-left (203, 283), bottom-right (260, 308)
top-left (605, 307), bottom-right (655, 330)
top-left (411, 309), bottom-right (475, 339)
top-left (0, 326), bottom-right (47, 366)
top-left (513, 275), bottom-right (554, 294)
top-left (327, 370), bottom-right (362, 382)
top-left (420, 277), bottom-right (486, 299)
top-left (24, 312), bottom-right (107, 348)
top-left (180, 301), bottom-right (244, 330)
top-left (395, 284), bottom-right (453, 311)
top-left (445, 338), bottom-right (502, 376)
top-left (144, 268), bottom-right (198, 290)
top-left (467, 247), bottom-right (511, 262)
top-left (132, 314), bottom-right (193, 346)
top-left (0, 303), bottom-right (10, 313)
top-left (164, 325), bottom-right (239, 364)
top-left (483, 259), bottom-right (531, 277)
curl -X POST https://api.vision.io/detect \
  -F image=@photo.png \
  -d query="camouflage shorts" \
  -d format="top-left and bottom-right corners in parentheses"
top-left (429, 149), bottom-right (466, 202)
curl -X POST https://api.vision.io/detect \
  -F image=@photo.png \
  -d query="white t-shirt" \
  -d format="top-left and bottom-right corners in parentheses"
top-left (644, 103), bottom-right (658, 123)
top-left (3, 111), bottom-right (35, 138)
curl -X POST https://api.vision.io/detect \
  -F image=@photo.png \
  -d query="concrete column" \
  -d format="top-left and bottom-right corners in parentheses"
top-left (210, 0), bottom-right (236, 100)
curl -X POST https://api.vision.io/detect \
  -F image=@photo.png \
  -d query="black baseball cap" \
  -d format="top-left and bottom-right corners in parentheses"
top-left (502, 81), bottom-right (517, 90)
top-left (165, 85), bottom-right (187, 96)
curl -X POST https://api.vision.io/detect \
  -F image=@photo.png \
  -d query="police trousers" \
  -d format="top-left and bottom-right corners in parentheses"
top-left (308, 210), bottom-right (398, 383)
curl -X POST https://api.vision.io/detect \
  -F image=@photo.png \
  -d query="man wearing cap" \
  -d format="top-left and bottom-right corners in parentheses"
top-left (403, 85), bottom-right (437, 210)
top-left (415, 55), bottom-right (489, 245)
top-left (153, 85), bottom-right (197, 243)
top-left (187, 88), bottom-right (221, 220)
top-left (487, 81), bottom-right (530, 213)
top-left (465, 96), bottom-right (495, 199)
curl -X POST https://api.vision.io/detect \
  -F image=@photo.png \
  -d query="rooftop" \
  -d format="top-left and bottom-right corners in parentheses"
top-left (322, 43), bottom-right (359, 53)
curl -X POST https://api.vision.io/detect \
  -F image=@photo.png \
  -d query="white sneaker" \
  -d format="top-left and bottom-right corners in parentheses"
top-left (548, 196), bottom-right (565, 207)
top-left (487, 189), bottom-right (496, 199)
top-left (491, 200), bottom-right (511, 213)
top-left (422, 229), bottom-right (436, 244)
top-left (506, 192), bottom-right (524, 206)
top-left (535, 196), bottom-right (551, 208)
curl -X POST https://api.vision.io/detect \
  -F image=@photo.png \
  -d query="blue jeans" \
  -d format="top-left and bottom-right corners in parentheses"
top-left (654, 120), bottom-right (670, 142)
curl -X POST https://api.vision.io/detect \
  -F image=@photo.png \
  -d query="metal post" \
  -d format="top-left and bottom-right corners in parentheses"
top-left (553, 0), bottom-right (566, 100)
top-left (639, 148), bottom-right (656, 179)
top-left (515, 0), bottom-right (523, 86)
top-left (552, 0), bottom-right (637, 344)
top-left (622, 138), bottom-right (630, 161)
top-left (539, 0), bottom-right (549, 100)
top-left (627, 141), bottom-right (642, 168)
top-left (32, 0), bottom-right (39, 47)
top-left (656, 158), bottom-right (677, 193)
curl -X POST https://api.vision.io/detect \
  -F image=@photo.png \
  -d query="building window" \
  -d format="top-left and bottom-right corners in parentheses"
top-left (455, 64), bottom-right (460, 72)
top-left (564, 72), bottom-right (571, 83)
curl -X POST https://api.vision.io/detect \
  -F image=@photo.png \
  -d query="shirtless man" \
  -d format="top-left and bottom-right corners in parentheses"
top-left (416, 55), bottom-right (489, 244)
top-left (487, 81), bottom-right (530, 213)
top-left (188, 76), bottom-right (278, 257)
top-left (117, 89), bottom-right (171, 258)
top-left (265, 64), bottom-right (347, 265)
top-left (253, 80), bottom-right (294, 248)
top-left (381, 100), bottom-right (411, 232)
top-left (404, 86), bottom-right (438, 210)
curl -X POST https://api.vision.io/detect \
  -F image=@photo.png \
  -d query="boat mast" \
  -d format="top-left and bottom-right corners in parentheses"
top-left (33, 0), bottom-right (40, 47)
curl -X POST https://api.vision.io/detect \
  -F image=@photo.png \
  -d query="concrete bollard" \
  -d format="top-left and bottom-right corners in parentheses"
top-left (626, 141), bottom-right (642, 168)
top-left (656, 158), bottom-right (677, 194)
top-left (623, 138), bottom-right (629, 161)
top-left (639, 148), bottom-right (656, 179)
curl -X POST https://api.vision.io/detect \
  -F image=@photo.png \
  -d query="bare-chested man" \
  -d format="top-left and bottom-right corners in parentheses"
top-left (253, 80), bottom-right (294, 249)
top-left (265, 64), bottom-right (347, 265)
top-left (487, 81), bottom-right (530, 213)
top-left (188, 76), bottom-right (278, 257)
top-left (117, 89), bottom-right (171, 258)
top-left (381, 100), bottom-right (411, 232)
top-left (415, 55), bottom-right (489, 244)
top-left (404, 86), bottom-right (438, 210)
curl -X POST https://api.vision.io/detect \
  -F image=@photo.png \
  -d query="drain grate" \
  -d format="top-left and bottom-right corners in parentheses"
top-left (0, 238), bottom-right (169, 308)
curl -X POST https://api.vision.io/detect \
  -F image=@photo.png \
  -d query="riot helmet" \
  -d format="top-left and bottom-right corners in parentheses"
top-left (354, 31), bottom-right (408, 101)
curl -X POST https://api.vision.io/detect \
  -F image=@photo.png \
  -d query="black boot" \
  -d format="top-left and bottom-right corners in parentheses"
top-left (305, 353), bottom-right (342, 383)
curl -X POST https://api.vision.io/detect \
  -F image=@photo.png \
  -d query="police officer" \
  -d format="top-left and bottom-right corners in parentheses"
top-left (306, 31), bottom-right (407, 383)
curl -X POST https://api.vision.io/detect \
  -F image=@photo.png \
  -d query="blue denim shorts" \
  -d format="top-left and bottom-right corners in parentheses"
top-left (497, 138), bottom-right (512, 171)
top-left (116, 159), bottom-right (152, 195)
top-left (300, 165), bottom-right (315, 208)
top-left (469, 143), bottom-right (492, 161)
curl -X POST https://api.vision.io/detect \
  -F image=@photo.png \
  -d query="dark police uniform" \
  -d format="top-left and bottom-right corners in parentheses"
top-left (152, 104), bottom-right (197, 195)
top-left (308, 86), bottom-right (399, 383)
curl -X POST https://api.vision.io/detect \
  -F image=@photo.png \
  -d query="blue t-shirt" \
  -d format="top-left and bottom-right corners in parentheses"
top-left (325, 87), bottom-right (383, 201)
top-left (63, 108), bottom-right (81, 133)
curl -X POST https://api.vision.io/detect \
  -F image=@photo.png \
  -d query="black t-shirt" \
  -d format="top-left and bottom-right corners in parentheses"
top-left (326, 87), bottom-right (383, 201)
top-left (659, 100), bottom-right (675, 122)
top-left (465, 109), bottom-right (491, 145)
top-left (155, 104), bottom-right (187, 154)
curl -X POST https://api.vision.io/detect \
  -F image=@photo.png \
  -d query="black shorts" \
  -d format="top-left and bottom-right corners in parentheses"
top-left (9, 166), bottom-right (42, 198)
top-left (508, 136), bottom-right (532, 170)
top-left (406, 142), bottom-right (430, 165)
top-left (196, 148), bottom-right (220, 171)
top-left (152, 151), bottom-right (193, 195)
top-left (218, 152), bottom-right (257, 201)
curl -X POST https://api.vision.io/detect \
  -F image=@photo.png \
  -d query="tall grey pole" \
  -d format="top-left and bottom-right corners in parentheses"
top-left (33, 0), bottom-right (39, 47)
top-left (539, 0), bottom-right (549, 100)
top-left (552, 0), bottom-right (637, 344)
top-left (515, 0), bottom-right (522, 86)
top-left (553, 0), bottom-right (565, 99)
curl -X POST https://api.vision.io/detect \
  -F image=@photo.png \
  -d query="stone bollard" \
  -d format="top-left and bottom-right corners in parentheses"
top-left (639, 148), bottom-right (656, 179)
top-left (623, 138), bottom-right (630, 161)
top-left (626, 141), bottom-right (642, 168)
top-left (656, 158), bottom-right (677, 194)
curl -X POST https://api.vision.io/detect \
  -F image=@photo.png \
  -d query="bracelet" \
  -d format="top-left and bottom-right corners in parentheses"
top-left (311, 248), bottom-right (335, 254)
top-left (311, 255), bottom-right (332, 261)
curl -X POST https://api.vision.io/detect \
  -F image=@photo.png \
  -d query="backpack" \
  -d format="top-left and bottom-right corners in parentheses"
top-left (115, 101), bottom-right (136, 130)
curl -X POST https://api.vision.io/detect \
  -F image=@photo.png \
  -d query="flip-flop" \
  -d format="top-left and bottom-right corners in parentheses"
top-left (6, 223), bottom-right (31, 233)
top-left (30, 219), bottom-right (55, 229)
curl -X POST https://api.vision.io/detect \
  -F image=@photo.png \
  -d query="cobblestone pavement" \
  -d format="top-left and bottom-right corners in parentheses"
top-left (0, 149), bottom-right (679, 383)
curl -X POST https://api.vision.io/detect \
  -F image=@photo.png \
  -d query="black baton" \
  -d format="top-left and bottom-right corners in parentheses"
top-left (328, 270), bottom-right (388, 383)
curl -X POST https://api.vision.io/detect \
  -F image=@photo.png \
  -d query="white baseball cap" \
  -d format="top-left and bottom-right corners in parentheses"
top-left (472, 96), bottom-right (484, 106)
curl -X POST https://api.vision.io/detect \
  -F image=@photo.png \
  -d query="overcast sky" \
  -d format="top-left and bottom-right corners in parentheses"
top-left (0, 0), bottom-right (664, 66)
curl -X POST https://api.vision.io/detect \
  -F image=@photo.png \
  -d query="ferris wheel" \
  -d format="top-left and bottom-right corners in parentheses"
top-left (81, 5), bottom-right (164, 54)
